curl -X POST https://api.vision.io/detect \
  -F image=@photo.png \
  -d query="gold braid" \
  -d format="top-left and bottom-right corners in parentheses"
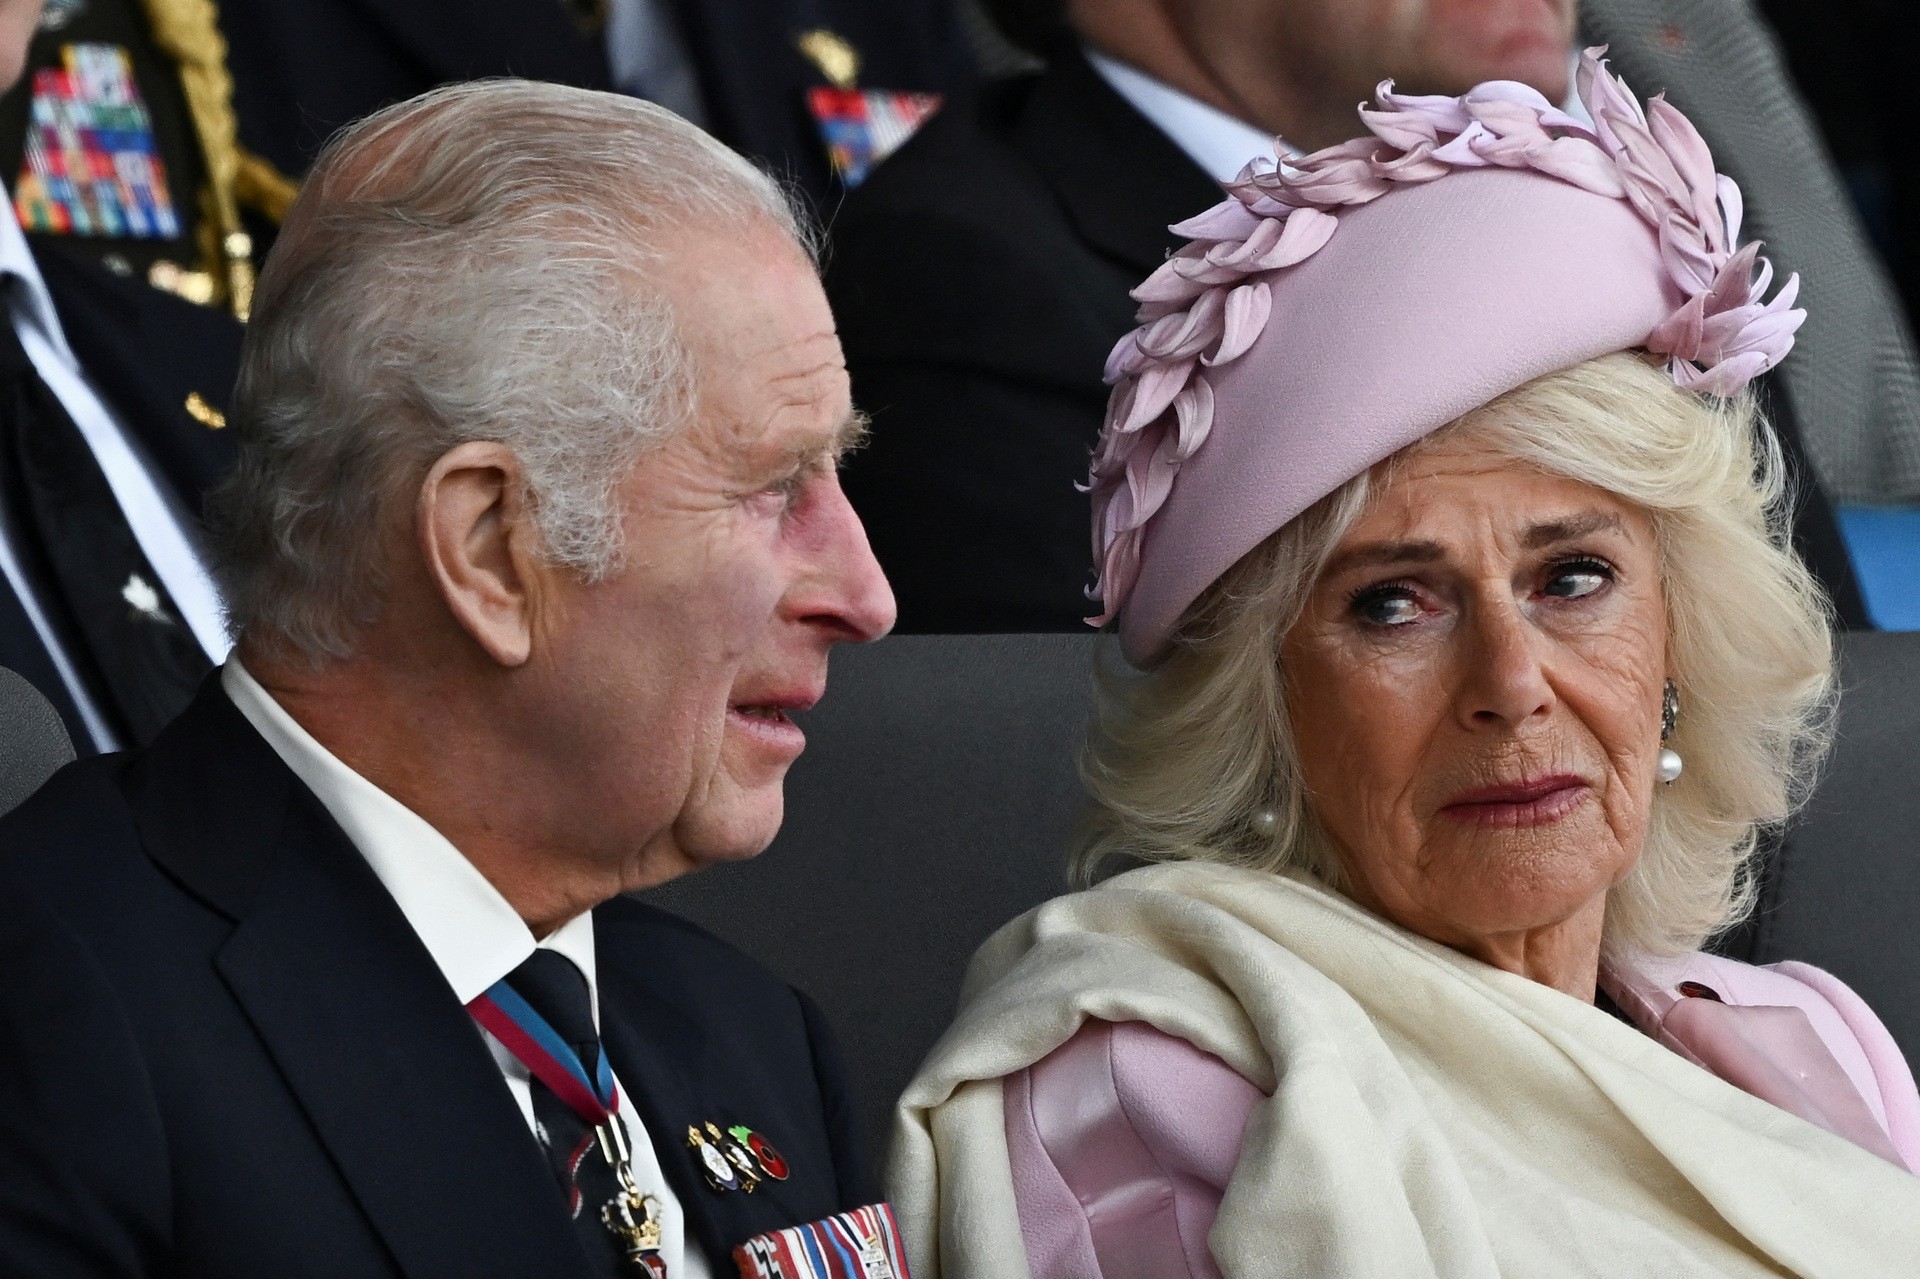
top-left (136, 0), bottom-right (300, 319)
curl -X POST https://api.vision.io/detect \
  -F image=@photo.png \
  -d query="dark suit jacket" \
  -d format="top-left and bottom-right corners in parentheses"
top-left (0, 249), bottom-right (241, 751)
top-left (827, 48), bottom-right (1873, 632)
top-left (219, 0), bottom-right (973, 212)
top-left (0, 678), bottom-right (872, 1277)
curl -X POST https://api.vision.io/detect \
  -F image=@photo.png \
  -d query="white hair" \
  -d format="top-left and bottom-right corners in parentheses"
top-left (208, 79), bottom-right (813, 663)
top-left (1079, 352), bottom-right (1837, 960)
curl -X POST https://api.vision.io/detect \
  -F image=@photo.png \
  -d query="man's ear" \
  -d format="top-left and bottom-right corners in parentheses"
top-left (416, 441), bottom-right (546, 667)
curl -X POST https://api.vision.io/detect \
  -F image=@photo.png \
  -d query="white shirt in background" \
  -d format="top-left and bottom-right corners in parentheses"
top-left (222, 660), bottom-right (713, 1279)
top-left (0, 204), bottom-right (230, 751)
top-left (605, 0), bottom-right (708, 127)
top-left (1087, 44), bottom-right (1594, 184)
top-left (1085, 48), bottom-right (1283, 182)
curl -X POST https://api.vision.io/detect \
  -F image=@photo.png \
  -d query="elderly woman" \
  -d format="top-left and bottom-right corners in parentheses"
top-left (892, 52), bottom-right (1920, 1278)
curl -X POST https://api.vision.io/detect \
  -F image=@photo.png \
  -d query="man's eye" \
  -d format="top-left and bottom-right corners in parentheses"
top-left (1348, 585), bottom-right (1422, 626)
top-left (1542, 558), bottom-right (1614, 600)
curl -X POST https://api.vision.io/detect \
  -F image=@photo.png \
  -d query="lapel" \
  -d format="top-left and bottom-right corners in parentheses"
top-left (334, 0), bottom-right (610, 87)
top-left (596, 929), bottom-right (825, 1267)
top-left (1013, 48), bottom-right (1227, 278)
top-left (124, 680), bottom-right (594, 1279)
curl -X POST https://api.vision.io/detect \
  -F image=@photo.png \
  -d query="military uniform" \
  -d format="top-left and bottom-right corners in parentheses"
top-left (0, 0), bottom-right (250, 755)
top-left (218, 0), bottom-right (976, 211)
top-left (0, 0), bottom-right (295, 318)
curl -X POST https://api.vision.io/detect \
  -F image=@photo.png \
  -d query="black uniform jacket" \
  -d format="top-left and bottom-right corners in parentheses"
top-left (0, 677), bottom-right (873, 1277)
top-left (0, 249), bottom-right (241, 750)
top-left (827, 47), bottom-right (1873, 632)
top-left (219, 0), bottom-right (973, 211)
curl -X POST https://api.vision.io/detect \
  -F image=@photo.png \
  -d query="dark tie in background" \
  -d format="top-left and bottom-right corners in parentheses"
top-left (0, 287), bottom-right (209, 746)
top-left (504, 949), bottom-right (632, 1277)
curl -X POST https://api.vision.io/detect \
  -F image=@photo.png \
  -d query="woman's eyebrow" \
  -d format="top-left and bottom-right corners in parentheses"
top-left (1324, 540), bottom-right (1447, 576)
top-left (1523, 511), bottom-right (1626, 549)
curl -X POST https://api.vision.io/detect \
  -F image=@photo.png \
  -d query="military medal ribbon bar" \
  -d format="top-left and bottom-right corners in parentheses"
top-left (732, 1203), bottom-right (911, 1279)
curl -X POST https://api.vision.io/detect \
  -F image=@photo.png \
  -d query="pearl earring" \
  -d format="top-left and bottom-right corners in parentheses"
top-left (1658, 680), bottom-right (1684, 784)
top-left (1251, 808), bottom-right (1279, 836)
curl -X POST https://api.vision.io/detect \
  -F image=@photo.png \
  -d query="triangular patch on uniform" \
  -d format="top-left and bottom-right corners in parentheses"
top-left (805, 88), bottom-right (941, 189)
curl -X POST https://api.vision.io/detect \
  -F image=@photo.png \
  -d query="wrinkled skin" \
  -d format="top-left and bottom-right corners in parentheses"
top-left (254, 223), bottom-right (896, 935)
top-left (1283, 435), bottom-right (1667, 998)
top-left (1073, 0), bottom-right (1577, 152)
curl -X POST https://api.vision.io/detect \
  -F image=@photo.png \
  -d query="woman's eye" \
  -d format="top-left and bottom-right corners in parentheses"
top-left (1542, 558), bottom-right (1613, 600)
top-left (1348, 587), bottom-right (1422, 626)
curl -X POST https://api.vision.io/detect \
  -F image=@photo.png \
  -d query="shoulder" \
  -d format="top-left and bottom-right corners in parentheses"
top-left (1666, 951), bottom-right (1920, 1157)
top-left (1004, 1019), bottom-right (1259, 1279)
top-left (0, 754), bottom-right (146, 897)
top-left (592, 894), bottom-right (826, 1056)
top-left (594, 892), bottom-right (802, 1006)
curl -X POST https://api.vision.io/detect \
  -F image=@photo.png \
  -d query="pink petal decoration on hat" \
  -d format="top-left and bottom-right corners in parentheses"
top-left (1083, 46), bottom-right (1807, 635)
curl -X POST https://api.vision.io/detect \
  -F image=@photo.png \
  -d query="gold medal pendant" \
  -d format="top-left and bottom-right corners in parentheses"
top-left (601, 1184), bottom-right (666, 1277)
top-left (596, 1121), bottom-right (669, 1276)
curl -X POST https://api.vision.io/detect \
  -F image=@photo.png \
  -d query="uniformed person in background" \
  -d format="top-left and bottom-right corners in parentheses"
top-left (0, 0), bottom-right (247, 755)
top-left (218, 0), bottom-right (977, 211)
top-left (0, 0), bottom-right (294, 318)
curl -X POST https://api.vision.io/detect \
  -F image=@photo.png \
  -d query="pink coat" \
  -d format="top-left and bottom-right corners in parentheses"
top-left (1003, 953), bottom-right (1920, 1279)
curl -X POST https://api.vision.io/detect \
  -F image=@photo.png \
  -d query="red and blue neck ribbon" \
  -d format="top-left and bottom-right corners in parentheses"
top-left (467, 979), bottom-right (620, 1126)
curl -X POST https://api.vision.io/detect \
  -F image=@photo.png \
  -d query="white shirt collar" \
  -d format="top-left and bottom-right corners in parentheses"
top-left (220, 660), bottom-right (599, 1010)
top-left (1085, 48), bottom-right (1282, 183)
top-left (0, 200), bottom-right (77, 370)
top-left (1087, 45), bottom-right (1593, 180)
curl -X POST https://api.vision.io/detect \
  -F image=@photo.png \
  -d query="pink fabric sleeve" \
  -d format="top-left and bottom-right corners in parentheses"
top-left (1768, 960), bottom-right (1920, 1173)
top-left (1003, 1020), bottom-right (1263, 1279)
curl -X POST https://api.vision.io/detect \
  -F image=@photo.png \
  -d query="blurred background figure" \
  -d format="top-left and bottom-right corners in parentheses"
top-left (0, 0), bottom-right (294, 319)
top-left (0, 0), bottom-right (242, 756)
top-left (218, 0), bottom-right (975, 214)
top-left (829, 0), bottom-right (1919, 633)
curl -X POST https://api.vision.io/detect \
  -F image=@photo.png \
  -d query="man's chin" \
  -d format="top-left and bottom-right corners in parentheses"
top-left (671, 789), bottom-right (789, 869)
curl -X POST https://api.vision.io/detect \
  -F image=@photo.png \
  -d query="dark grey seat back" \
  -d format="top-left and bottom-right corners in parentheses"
top-left (1750, 631), bottom-right (1920, 1057)
top-left (659, 630), bottom-right (1918, 1169)
top-left (0, 667), bottom-right (74, 818)
top-left (644, 634), bottom-right (1092, 1162)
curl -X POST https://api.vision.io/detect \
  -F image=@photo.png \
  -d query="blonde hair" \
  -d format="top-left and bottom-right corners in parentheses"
top-left (1077, 352), bottom-right (1836, 958)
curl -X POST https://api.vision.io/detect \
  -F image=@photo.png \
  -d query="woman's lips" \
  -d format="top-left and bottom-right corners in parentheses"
top-left (1439, 774), bottom-right (1590, 827)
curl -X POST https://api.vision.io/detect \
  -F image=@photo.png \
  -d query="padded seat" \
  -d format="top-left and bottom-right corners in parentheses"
top-left (0, 666), bottom-right (73, 820)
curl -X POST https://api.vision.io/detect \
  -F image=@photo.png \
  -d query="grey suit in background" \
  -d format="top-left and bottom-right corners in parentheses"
top-left (1582, 0), bottom-right (1920, 504)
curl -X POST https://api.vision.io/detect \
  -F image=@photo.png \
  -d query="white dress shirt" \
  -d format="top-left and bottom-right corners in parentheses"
top-left (1088, 46), bottom-right (1592, 181)
top-left (222, 660), bottom-right (712, 1279)
top-left (0, 203), bottom-right (231, 752)
top-left (1086, 48), bottom-right (1281, 182)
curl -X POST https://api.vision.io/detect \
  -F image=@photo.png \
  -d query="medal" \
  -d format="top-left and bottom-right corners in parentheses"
top-left (468, 981), bottom-right (673, 1274)
top-left (727, 1125), bottom-right (790, 1181)
top-left (687, 1124), bottom-right (740, 1192)
top-left (690, 1119), bottom-right (793, 1191)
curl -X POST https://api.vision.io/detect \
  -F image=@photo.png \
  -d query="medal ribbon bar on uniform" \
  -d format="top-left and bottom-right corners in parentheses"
top-left (467, 979), bottom-right (619, 1126)
top-left (732, 1203), bottom-right (911, 1279)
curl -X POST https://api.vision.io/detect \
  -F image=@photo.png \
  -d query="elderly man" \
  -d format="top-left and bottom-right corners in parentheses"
top-left (0, 80), bottom-right (896, 1278)
top-left (828, 0), bottom-right (1913, 632)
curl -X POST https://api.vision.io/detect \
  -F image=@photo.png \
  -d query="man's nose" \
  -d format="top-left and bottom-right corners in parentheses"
top-left (797, 475), bottom-right (897, 643)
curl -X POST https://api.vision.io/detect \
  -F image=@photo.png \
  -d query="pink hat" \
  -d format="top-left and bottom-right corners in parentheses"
top-left (1089, 49), bottom-right (1806, 667)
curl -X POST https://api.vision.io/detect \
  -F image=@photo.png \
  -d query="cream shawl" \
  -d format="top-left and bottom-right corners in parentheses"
top-left (889, 863), bottom-right (1920, 1278)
